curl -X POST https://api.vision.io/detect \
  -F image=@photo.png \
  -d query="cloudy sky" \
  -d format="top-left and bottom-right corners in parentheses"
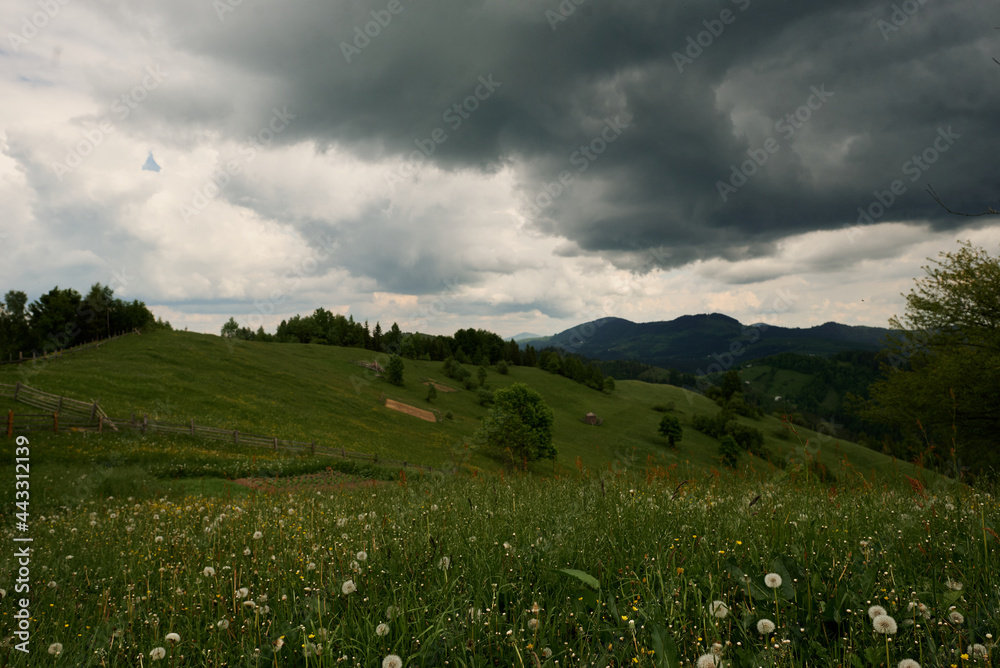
top-left (2, 0), bottom-right (998, 339)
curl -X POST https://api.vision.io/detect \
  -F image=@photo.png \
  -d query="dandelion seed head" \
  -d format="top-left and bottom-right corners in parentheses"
top-left (376, 623), bottom-right (389, 637)
top-left (873, 614), bottom-right (897, 634)
top-left (382, 654), bottom-right (403, 668)
top-left (150, 647), bottom-right (166, 661)
top-left (868, 605), bottom-right (888, 619)
top-left (48, 643), bottom-right (63, 656)
top-left (757, 619), bottom-right (776, 635)
top-left (764, 573), bottom-right (782, 589)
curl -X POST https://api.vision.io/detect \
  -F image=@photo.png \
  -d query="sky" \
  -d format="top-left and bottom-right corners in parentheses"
top-left (2, 0), bottom-right (998, 340)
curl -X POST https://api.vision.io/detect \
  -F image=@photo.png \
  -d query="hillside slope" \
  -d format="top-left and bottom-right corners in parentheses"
top-left (0, 330), bottom-right (928, 480)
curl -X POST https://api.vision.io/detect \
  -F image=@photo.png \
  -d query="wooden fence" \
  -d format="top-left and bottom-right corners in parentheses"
top-left (0, 330), bottom-right (138, 366)
top-left (2, 382), bottom-right (454, 474)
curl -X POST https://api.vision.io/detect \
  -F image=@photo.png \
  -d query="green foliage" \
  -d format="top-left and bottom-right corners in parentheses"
top-left (861, 241), bottom-right (1000, 478)
top-left (719, 434), bottom-right (741, 467)
top-left (658, 413), bottom-right (683, 447)
top-left (386, 355), bottom-right (405, 386)
top-left (477, 365), bottom-right (488, 387)
top-left (475, 382), bottom-right (556, 466)
top-left (476, 388), bottom-right (493, 406)
top-left (603, 376), bottom-right (616, 394)
top-left (723, 420), bottom-right (766, 456)
top-left (652, 401), bottom-right (675, 412)
top-left (426, 383), bottom-right (437, 402)
top-left (496, 360), bottom-right (509, 375)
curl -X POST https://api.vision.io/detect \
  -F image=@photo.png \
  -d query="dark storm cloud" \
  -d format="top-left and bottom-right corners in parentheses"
top-left (97, 0), bottom-right (999, 274)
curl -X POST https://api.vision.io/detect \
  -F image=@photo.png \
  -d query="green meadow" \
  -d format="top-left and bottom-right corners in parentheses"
top-left (1, 332), bottom-right (996, 667)
top-left (0, 330), bottom-right (935, 479)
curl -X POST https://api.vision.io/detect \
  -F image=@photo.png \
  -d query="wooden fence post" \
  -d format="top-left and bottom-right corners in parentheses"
top-left (90, 402), bottom-right (98, 420)
top-left (310, 442), bottom-right (315, 455)
top-left (273, 437), bottom-right (278, 452)
top-left (13, 382), bottom-right (20, 401)
top-left (142, 416), bottom-right (147, 434)
top-left (98, 416), bottom-right (103, 433)
top-left (341, 447), bottom-right (346, 458)
top-left (53, 411), bottom-right (59, 434)
top-left (6, 410), bottom-right (12, 438)
top-left (234, 431), bottom-right (239, 445)
top-left (190, 419), bottom-right (195, 436)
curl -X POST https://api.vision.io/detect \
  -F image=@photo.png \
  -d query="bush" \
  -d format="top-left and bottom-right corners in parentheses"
top-left (475, 383), bottom-right (556, 467)
top-left (477, 388), bottom-right (494, 406)
top-left (719, 435), bottom-right (741, 468)
top-left (426, 383), bottom-right (437, 402)
top-left (497, 360), bottom-right (509, 375)
top-left (386, 355), bottom-right (404, 386)
top-left (652, 402), bottom-right (676, 413)
top-left (658, 414), bottom-right (682, 448)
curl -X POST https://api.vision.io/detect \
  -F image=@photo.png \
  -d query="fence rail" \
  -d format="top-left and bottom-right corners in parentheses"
top-left (3, 381), bottom-right (454, 474)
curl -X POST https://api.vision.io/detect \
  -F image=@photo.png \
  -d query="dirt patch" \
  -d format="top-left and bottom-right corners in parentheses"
top-left (385, 399), bottom-right (438, 422)
top-left (231, 468), bottom-right (389, 494)
top-left (422, 380), bottom-right (458, 392)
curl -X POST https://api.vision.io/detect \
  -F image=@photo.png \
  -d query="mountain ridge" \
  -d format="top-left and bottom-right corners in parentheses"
top-left (521, 313), bottom-right (893, 373)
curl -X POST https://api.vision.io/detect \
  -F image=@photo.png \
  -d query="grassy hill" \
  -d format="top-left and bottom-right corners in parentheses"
top-left (0, 329), bottom-right (933, 481)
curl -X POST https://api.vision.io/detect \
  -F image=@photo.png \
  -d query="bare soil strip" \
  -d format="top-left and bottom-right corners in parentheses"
top-left (385, 399), bottom-right (437, 422)
top-left (231, 468), bottom-right (389, 493)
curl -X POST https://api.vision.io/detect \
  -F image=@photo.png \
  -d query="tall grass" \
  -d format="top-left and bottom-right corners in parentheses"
top-left (1, 433), bottom-right (995, 667)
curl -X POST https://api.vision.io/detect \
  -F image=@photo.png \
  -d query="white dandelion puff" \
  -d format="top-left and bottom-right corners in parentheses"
top-left (342, 580), bottom-right (357, 595)
top-left (757, 619), bottom-right (776, 635)
top-left (382, 654), bottom-right (403, 668)
top-left (873, 614), bottom-right (897, 634)
top-left (150, 647), bottom-right (166, 661)
top-left (868, 605), bottom-right (887, 619)
top-left (764, 573), bottom-right (782, 589)
top-left (376, 622), bottom-right (389, 637)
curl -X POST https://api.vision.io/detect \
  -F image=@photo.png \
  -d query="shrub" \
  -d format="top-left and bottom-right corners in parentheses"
top-left (658, 414), bottom-right (682, 448)
top-left (719, 435), bottom-right (741, 468)
top-left (477, 388), bottom-right (494, 406)
top-left (497, 360), bottom-right (509, 375)
top-left (652, 402), bottom-right (676, 413)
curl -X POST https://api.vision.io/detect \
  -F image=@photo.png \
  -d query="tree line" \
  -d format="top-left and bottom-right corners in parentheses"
top-left (221, 309), bottom-right (610, 391)
top-left (0, 284), bottom-right (166, 361)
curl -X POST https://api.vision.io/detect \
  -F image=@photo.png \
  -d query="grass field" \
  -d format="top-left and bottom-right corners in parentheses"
top-left (0, 431), bottom-right (995, 667)
top-left (0, 330), bottom-right (935, 480)
top-left (3, 332), bottom-right (992, 666)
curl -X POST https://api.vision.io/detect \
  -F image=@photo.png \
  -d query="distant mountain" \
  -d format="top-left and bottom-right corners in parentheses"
top-left (525, 314), bottom-right (894, 373)
top-left (506, 332), bottom-right (544, 342)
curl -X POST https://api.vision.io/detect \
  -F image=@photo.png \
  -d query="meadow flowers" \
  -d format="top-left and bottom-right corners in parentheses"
top-left (253, 531), bottom-right (263, 539)
top-left (382, 654), bottom-right (403, 668)
top-left (873, 614), bottom-right (897, 634)
top-left (945, 577), bottom-right (963, 591)
top-left (376, 622), bottom-right (389, 637)
top-left (357, 550), bottom-right (368, 561)
top-left (217, 619), bottom-right (230, 630)
top-left (757, 618), bottom-right (776, 635)
top-left (48, 643), bottom-right (63, 656)
top-left (203, 566), bottom-right (216, 577)
top-left (150, 647), bottom-right (166, 661)
top-left (342, 579), bottom-right (357, 595)
top-left (948, 610), bottom-right (964, 624)
top-left (165, 633), bottom-right (180, 644)
top-left (764, 572), bottom-right (782, 588)
top-left (868, 605), bottom-right (887, 619)
top-left (438, 556), bottom-right (451, 571)
top-left (897, 660), bottom-right (921, 668)
top-left (696, 652), bottom-right (718, 668)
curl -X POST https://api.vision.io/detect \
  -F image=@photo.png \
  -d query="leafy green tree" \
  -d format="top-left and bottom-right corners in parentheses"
top-left (603, 376), bottom-right (616, 394)
top-left (475, 383), bottom-right (556, 467)
top-left (221, 317), bottom-right (240, 338)
top-left (861, 241), bottom-right (1000, 477)
top-left (426, 383), bottom-right (437, 402)
top-left (496, 360), bottom-right (509, 375)
top-left (385, 355), bottom-right (405, 386)
top-left (719, 435), bottom-right (741, 468)
top-left (658, 413), bottom-right (682, 447)
top-left (477, 365), bottom-right (488, 387)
